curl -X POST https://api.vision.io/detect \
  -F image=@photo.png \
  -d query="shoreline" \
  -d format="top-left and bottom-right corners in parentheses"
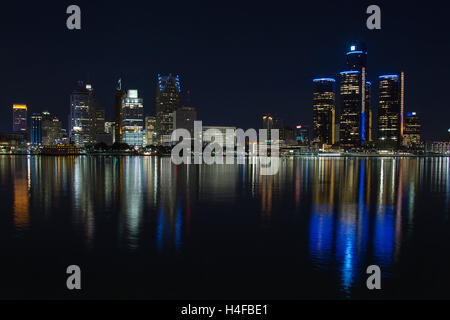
top-left (0, 153), bottom-right (448, 158)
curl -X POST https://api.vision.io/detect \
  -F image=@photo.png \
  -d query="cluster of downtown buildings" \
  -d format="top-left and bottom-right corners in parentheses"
top-left (6, 75), bottom-right (201, 152)
top-left (4, 74), bottom-right (242, 154)
top-left (263, 42), bottom-right (448, 153)
top-left (2, 42), bottom-right (450, 155)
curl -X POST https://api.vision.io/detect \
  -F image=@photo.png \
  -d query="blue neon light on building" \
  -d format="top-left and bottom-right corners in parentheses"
top-left (313, 78), bottom-right (336, 82)
top-left (340, 71), bottom-right (360, 75)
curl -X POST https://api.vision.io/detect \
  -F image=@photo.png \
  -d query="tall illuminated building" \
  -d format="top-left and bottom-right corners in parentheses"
top-left (339, 43), bottom-right (371, 148)
top-left (70, 81), bottom-right (97, 147)
top-left (339, 71), bottom-right (363, 147)
top-left (296, 125), bottom-right (310, 145)
top-left (41, 111), bottom-right (62, 146)
top-left (173, 107), bottom-right (196, 138)
top-left (94, 109), bottom-right (106, 134)
top-left (402, 112), bottom-right (421, 148)
top-left (366, 81), bottom-right (373, 142)
top-left (12, 105), bottom-right (27, 133)
top-left (122, 89), bottom-right (144, 147)
top-left (262, 114), bottom-right (275, 142)
top-left (31, 113), bottom-right (42, 145)
top-left (144, 116), bottom-right (156, 146)
top-left (377, 75), bottom-right (402, 146)
top-left (114, 79), bottom-right (127, 143)
top-left (312, 78), bottom-right (335, 145)
top-left (156, 74), bottom-right (181, 145)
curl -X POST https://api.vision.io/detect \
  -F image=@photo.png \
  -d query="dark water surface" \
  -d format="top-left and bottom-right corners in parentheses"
top-left (0, 155), bottom-right (449, 299)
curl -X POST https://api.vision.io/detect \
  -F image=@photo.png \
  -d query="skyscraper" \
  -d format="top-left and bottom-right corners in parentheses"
top-left (41, 111), bottom-right (62, 146)
top-left (402, 112), bottom-right (421, 148)
top-left (262, 114), bottom-right (282, 142)
top-left (156, 74), bottom-right (181, 145)
top-left (339, 43), bottom-right (372, 148)
top-left (70, 81), bottom-right (97, 147)
top-left (339, 71), bottom-right (362, 147)
top-left (296, 125), bottom-right (310, 145)
top-left (377, 75), bottom-right (401, 146)
top-left (114, 79), bottom-right (127, 143)
top-left (122, 89), bottom-right (144, 147)
top-left (31, 113), bottom-right (42, 145)
top-left (12, 105), bottom-right (27, 133)
top-left (94, 109), bottom-right (106, 134)
top-left (312, 78), bottom-right (335, 145)
top-left (144, 116), bottom-right (156, 146)
top-left (173, 107), bottom-right (197, 139)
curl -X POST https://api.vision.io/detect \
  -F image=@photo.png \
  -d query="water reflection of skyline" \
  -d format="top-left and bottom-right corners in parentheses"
top-left (2, 155), bottom-right (449, 295)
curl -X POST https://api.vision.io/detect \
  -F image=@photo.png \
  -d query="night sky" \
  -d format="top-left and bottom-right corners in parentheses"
top-left (1, 0), bottom-right (449, 140)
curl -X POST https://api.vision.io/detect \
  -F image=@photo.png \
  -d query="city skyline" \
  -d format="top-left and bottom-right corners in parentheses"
top-left (6, 44), bottom-right (446, 148)
top-left (2, 2), bottom-right (450, 140)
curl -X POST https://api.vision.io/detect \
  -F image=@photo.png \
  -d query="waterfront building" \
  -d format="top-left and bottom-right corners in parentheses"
top-left (426, 142), bottom-right (450, 155)
top-left (95, 109), bottom-right (106, 134)
top-left (402, 112), bottom-right (421, 148)
top-left (339, 43), bottom-right (372, 148)
top-left (105, 121), bottom-right (116, 143)
top-left (296, 125), bottom-right (310, 145)
top-left (156, 74), bottom-right (181, 145)
top-left (31, 113), bottom-right (42, 145)
top-left (377, 75), bottom-right (402, 147)
top-left (114, 79), bottom-right (127, 143)
top-left (41, 111), bottom-right (63, 146)
top-left (144, 116), bottom-right (156, 146)
top-left (41, 144), bottom-right (81, 155)
top-left (69, 82), bottom-right (97, 147)
top-left (122, 89), bottom-right (144, 147)
top-left (202, 126), bottom-right (237, 148)
top-left (173, 106), bottom-right (196, 141)
top-left (12, 105), bottom-right (27, 133)
top-left (0, 133), bottom-right (26, 147)
top-left (312, 78), bottom-right (335, 145)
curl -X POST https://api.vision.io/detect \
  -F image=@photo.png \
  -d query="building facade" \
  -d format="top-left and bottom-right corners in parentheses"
top-left (144, 116), bottom-right (156, 146)
top-left (173, 106), bottom-right (196, 140)
top-left (339, 43), bottom-right (372, 148)
top-left (377, 75), bottom-right (402, 147)
top-left (296, 125), bottom-right (310, 145)
top-left (402, 112), bottom-right (421, 148)
top-left (122, 90), bottom-right (144, 147)
top-left (312, 78), bottom-right (335, 145)
top-left (12, 105), bottom-right (27, 133)
top-left (70, 82), bottom-right (97, 147)
top-left (114, 79), bottom-right (127, 143)
top-left (31, 113), bottom-right (42, 145)
top-left (156, 74), bottom-right (181, 145)
top-left (202, 126), bottom-right (237, 148)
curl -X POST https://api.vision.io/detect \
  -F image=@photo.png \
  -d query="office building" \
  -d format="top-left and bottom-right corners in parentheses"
top-left (296, 125), bottom-right (310, 145)
top-left (202, 126), bottom-right (236, 148)
top-left (377, 75), bottom-right (402, 146)
top-left (173, 106), bottom-right (196, 141)
top-left (402, 112), bottom-right (421, 147)
top-left (114, 79), bottom-right (127, 143)
top-left (156, 74), bottom-right (181, 145)
top-left (12, 105), bottom-right (27, 133)
top-left (94, 109), bottom-right (106, 134)
top-left (312, 78), bottom-right (335, 145)
top-left (339, 43), bottom-right (372, 148)
top-left (144, 116), bottom-right (156, 146)
top-left (70, 82), bottom-right (97, 147)
top-left (31, 113), bottom-right (42, 145)
top-left (40, 111), bottom-right (62, 146)
top-left (122, 89), bottom-right (144, 147)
